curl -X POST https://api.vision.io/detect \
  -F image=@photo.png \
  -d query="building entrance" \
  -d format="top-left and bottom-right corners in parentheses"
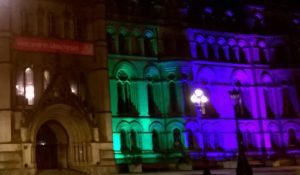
top-left (36, 121), bottom-right (69, 169)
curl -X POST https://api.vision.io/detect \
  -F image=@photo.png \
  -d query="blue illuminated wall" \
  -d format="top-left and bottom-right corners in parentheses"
top-left (107, 23), bottom-right (300, 165)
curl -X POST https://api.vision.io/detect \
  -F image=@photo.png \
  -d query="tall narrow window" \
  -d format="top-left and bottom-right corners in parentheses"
top-left (218, 45), bottom-right (226, 62)
top-left (132, 36), bottom-right (141, 55)
top-left (203, 133), bottom-right (212, 151)
top-left (107, 32), bottom-right (115, 53)
top-left (64, 10), bottom-right (72, 38)
top-left (270, 132), bottom-right (279, 150)
top-left (43, 70), bottom-right (50, 90)
top-left (147, 83), bottom-right (155, 115)
top-left (130, 130), bottom-right (138, 152)
top-left (259, 48), bottom-right (267, 63)
top-left (25, 68), bottom-right (34, 105)
top-left (120, 130), bottom-right (128, 153)
top-left (207, 44), bottom-right (215, 60)
top-left (124, 82), bottom-right (131, 114)
top-left (239, 48), bottom-right (247, 63)
top-left (288, 129), bottom-right (298, 148)
top-left (229, 47), bottom-right (236, 62)
top-left (119, 33), bottom-right (127, 54)
top-left (152, 130), bottom-right (159, 152)
top-left (117, 82), bottom-right (125, 114)
top-left (196, 43), bottom-right (204, 59)
top-left (169, 82), bottom-right (178, 114)
top-left (243, 131), bottom-right (255, 151)
top-left (144, 35), bottom-right (153, 56)
top-left (173, 129), bottom-right (182, 150)
top-left (37, 7), bottom-right (44, 36)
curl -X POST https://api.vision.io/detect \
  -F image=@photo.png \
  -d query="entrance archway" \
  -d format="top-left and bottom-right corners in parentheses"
top-left (36, 121), bottom-right (69, 169)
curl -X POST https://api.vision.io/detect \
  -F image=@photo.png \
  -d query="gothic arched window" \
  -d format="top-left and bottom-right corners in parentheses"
top-left (270, 132), bottom-right (279, 150)
top-left (282, 88), bottom-right (296, 117)
top-left (131, 36), bottom-right (141, 55)
top-left (152, 130), bottom-right (159, 152)
top-left (229, 47), bottom-right (236, 62)
top-left (259, 48), bottom-right (267, 63)
top-left (183, 83), bottom-right (192, 115)
top-left (239, 47), bottom-right (247, 63)
top-left (207, 44), bottom-right (215, 60)
top-left (218, 45), bottom-right (226, 62)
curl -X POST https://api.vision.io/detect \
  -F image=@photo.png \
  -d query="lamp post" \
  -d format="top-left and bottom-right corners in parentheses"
top-left (191, 88), bottom-right (211, 175)
top-left (229, 86), bottom-right (253, 175)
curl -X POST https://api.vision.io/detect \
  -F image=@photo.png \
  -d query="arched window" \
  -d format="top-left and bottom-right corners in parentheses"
top-left (173, 128), bottom-right (182, 150)
top-left (43, 70), bottom-right (50, 90)
top-left (130, 130), bottom-right (139, 152)
top-left (147, 83), bottom-right (155, 115)
top-left (239, 47), bottom-right (247, 63)
top-left (107, 32), bottom-right (116, 53)
top-left (124, 82), bottom-right (131, 113)
top-left (196, 43), bottom-right (205, 59)
top-left (243, 131), bottom-right (255, 151)
top-left (117, 82), bottom-right (125, 114)
top-left (119, 33), bottom-right (127, 54)
top-left (203, 133), bottom-right (212, 151)
top-left (25, 68), bottom-right (34, 105)
top-left (218, 45), bottom-right (226, 62)
top-left (188, 130), bottom-right (195, 150)
top-left (207, 44), bottom-right (215, 60)
top-left (47, 12), bottom-right (56, 36)
top-left (288, 129), bottom-right (298, 148)
top-left (152, 130), bottom-right (159, 152)
top-left (169, 82), bottom-right (178, 114)
top-left (144, 35), bottom-right (153, 56)
top-left (120, 130), bottom-right (128, 153)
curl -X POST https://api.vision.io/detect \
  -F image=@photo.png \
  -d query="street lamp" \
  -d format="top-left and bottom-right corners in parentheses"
top-left (191, 88), bottom-right (208, 116)
top-left (191, 88), bottom-right (211, 175)
top-left (229, 85), bottom-right (253, 175)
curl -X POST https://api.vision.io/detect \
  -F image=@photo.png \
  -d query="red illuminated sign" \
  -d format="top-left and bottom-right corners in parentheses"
top-left (14, 37), bottom-right (94, 56)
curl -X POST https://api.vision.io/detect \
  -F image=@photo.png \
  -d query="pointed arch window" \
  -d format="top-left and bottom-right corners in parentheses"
top-left (270, 132), bottom-right (279, 150)
top-left (120, 130), bottom-right (128, 153)
top-left (173, 128), bottom-right (182, 150)
top-left (152, 130), bottom-right (160, 152)
top-left (263, 88), bottom-right (275, 119)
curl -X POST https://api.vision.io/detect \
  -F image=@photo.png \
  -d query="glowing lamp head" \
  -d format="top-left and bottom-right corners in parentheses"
top-left (200, 96), bottom-right (208, 103)
top-left (195, 89), bottom-right (203, 97)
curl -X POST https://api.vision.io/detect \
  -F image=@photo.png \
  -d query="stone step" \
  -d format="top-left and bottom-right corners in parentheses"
top-left (37, 169), bottom-right (87, 175)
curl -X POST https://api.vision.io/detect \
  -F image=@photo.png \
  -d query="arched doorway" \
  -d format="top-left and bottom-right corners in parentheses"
top-left (36, 121), bottom-right (69, 169)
